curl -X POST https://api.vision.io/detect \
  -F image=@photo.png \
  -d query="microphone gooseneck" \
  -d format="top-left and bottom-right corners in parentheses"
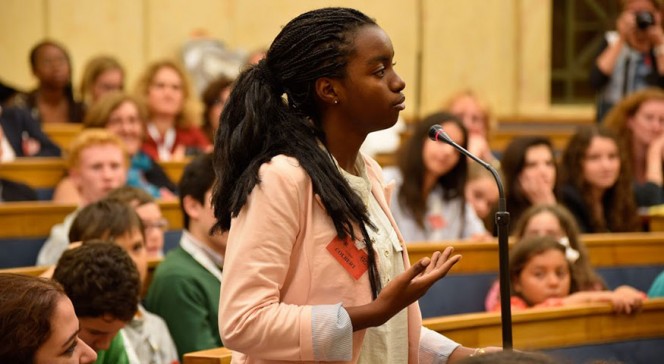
top-left (428, 124), bottom-right (513, 349)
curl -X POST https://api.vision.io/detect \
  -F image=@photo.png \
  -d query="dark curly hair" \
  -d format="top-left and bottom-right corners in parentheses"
top-left (53, 240), bottom-right (140, 322)
top-left (0, 274), bottom-right (66, 364)
top-left (212, 7), bottom-right (383, 298)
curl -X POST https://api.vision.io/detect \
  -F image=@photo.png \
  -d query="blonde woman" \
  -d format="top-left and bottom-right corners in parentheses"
top-left (135, 59), bottom-right (211, 161)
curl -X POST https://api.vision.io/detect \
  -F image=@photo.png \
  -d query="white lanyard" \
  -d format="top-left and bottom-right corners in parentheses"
top-left (146, 123), bottom-right (176, 161)
top-left (180, 231), bottom-right (223, 282)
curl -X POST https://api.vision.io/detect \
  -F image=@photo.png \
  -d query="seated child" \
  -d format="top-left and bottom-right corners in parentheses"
top-left (53, 241), bottom-right (140, 364)
top-left (485, 204), bottom-right (607, 311)
top-left (497, 235), bottom-right (645, 313)
top-left (106, 186), bottom-right (167, 258)
top-left (68, 198), bottom-right (178, 364)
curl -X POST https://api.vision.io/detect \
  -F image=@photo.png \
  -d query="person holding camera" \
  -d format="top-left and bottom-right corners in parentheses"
top-left (591, 0), bottom-right (664, 122)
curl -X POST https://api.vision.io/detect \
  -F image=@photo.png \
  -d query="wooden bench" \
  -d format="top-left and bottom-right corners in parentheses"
top-left (0, 157), bottom-right (189, 192)
top-left (0, 201), bottom-right (183, 268)
top-left (182, 299), bottom-right (664, 364)
top-left (407, 232), bottom-right (664, 273)
top-left (0, 258), bottom-right (163, 298)
top-left (410, 232), bottom-right (664, 317)
top-left (425, 298), bottom-right (664, 362)
top-left (42, 123), bottom-right (82, 152)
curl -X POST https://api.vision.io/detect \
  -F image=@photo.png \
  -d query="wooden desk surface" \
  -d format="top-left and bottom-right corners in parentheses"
top-left (407, 232), bottom-right (664, 274)
top-left (182, 300), bottom-right (664, 363)
top-left (0, 157), bottom-right (189, 189)
top-left (0, 200), bottom-right (182, 238)
top-left (423, 298), bottom-right (664, 350)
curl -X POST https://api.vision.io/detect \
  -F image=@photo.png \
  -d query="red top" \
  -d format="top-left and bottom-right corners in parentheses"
top-left (142, 126), bottom-right (211, 161)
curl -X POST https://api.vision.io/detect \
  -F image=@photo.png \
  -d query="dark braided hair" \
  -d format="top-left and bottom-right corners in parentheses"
top-left (212, 8), bottom-right (383, 298)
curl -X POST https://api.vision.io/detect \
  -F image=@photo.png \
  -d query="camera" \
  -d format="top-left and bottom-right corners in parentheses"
top-left (636, 11), bottom-right (655, 30)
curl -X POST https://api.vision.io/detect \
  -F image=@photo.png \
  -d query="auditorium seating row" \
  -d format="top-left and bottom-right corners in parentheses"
top-left (180, 299), bottom-right (664, 364)
top-left (1, 202), bottom-right (662, 318)
top-left (0, 157), bottom-right (188, 200)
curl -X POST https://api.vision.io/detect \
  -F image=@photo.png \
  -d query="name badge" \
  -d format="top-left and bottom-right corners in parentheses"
top-left (326, 236), bottom-right (369, 280)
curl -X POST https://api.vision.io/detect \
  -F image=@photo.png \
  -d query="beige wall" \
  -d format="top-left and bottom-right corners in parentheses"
top-left (0, 0), bottom-right (593, 121)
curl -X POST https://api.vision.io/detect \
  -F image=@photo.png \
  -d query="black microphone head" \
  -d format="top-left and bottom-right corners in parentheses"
top-left (428, 124), bottom-right (445, 142)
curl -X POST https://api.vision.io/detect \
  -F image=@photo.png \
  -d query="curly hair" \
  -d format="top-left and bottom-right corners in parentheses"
top-left (0, 274), bottom-right (66, 364)
top-left (53, 241), bottom-right (140, 322)
top-left (134, 59), bottom-right (198, 128)
top-left (560, 125), bottom-right (639, 232)
top-left (602, 87), bottom-right (664, 167)
top-left (396, 112), bottom-right (468, 231)
top-left (512, 204), bottom-right (606, 291)
top-left (211, 7), bottom-right (383, 298)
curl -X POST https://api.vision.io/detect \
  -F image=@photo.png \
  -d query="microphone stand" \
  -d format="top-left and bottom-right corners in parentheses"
top-left (429, 126), bottom-right (513, 349)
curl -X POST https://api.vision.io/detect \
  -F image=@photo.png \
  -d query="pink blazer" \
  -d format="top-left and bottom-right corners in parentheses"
top-left (219, 155), bottom-right (456, 363)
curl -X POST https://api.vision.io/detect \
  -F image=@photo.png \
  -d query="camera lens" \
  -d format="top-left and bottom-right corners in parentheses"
top-left (636, 11), bottom-right (655, 30)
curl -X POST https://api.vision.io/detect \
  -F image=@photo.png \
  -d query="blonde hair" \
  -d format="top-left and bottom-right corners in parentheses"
top-left (83, 91), bottom-right (147, 129)
top-left (66, 129), bottom-right (129, 170)
top-left (134, 59), bottom-right (198, 128)
top-left (79, 55), bottom-right (124, 105)
top-left (602, 87), bottom-right (664, 164)
top-left (443, 89), bottom-right (496, 135)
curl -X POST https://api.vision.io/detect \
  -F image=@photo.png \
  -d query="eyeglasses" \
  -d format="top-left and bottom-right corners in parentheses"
top-left (142, 218), bottom-right (169, 231)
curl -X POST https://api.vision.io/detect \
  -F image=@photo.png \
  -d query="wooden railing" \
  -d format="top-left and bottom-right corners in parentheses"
top-left (0, 157), bottom-right (188, 189)
top-left (181, 299), bottom-right (664, 363)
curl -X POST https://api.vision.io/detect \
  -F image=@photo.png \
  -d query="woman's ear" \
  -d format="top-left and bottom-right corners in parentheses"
top-left (314, 77), bottom-right (340, 105)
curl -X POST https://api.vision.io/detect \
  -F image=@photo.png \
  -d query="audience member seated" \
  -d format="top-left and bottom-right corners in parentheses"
top-left (560, 125), bottom-right (641, 233)
top-left (0, 273), bottom-right (97, 363)
top-left (79, 55), bottom-right (125, 110)
top-left (444, 89), bottom-right (499, 167)
top-left (83, 91), bottom-right (177, 200)
top-left (53, 241), bottom-right (140, 363)
top-left (648, 270), bottom-right (664, 297)
top-left (501, 136), bottom-right (558, 233)
top-left (603, 87), bottom-right (664, 207)
top-left (493, 235), bottom-right (645, 313)
top-left (0, 127), bottom-right (38, 202)
top-left (68, 199), bottom-right (178, 364)
top-left (107, 186), bottom-right (167, 258)
top-left (201, 74), bottom-right (234, 142)
top-left (5, 39), bottom-right (84, 123)
top-left (146, 154), bottom-right (226, 360)
top-left (136, 60), bottom-right (211, 161)
top-left (465, 163), bottom-right (500, 230)
top-left (38, 129), bottom-right (128, 265)
top-left (383, 112), bottom-right (489, 241)
top-left (590, 0), bottom-right (664, 121)
top-left (0, 106), bottom-right (62, 160)
top-left (485, 204), bottom-right (607, 311)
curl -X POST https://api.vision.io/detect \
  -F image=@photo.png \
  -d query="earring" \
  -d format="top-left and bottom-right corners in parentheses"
top-left (333, 99), bottom-right (338, 104)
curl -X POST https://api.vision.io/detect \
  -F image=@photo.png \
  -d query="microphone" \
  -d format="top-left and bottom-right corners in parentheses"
top-left (428, 124), bottom-right (513, 349)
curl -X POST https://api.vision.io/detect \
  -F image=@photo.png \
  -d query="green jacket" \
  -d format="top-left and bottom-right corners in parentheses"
top-left (95, 333), bottom-right (129, 364)
top-left (145, 246), bottom-right (222, 360)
